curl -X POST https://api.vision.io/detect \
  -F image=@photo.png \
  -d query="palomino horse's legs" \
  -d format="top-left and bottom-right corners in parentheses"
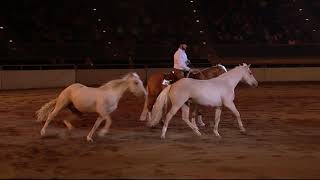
top-left (139, 86), bottom-right (149, 121)
top-left (224, 101), bottom-right (246, 133)
top-left (63, 120), bottom-right (74, 130)
top-left (87, 116), bottom-right (104, 142)
top-left (98, 114), bottom-right (113, 137)
top-left (213, 107), bottom-right (222, 137)
top-left (40, 98), bottom-right (68, 136)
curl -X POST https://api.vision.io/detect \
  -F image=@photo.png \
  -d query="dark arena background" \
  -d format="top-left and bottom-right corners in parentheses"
top-left (0, 0), bottom-right (320, 179)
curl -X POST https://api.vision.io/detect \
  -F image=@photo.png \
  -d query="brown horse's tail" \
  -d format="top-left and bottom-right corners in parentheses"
top-left (35, 98), bottom-right (57, 122)
top-left (147, 85), bottom-right (171, 127)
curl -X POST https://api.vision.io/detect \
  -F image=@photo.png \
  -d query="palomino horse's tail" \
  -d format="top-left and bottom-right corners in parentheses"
top-left (35, 98), bottom-right (57, 122)
top-left (147, 85), bottom-right (171, 127)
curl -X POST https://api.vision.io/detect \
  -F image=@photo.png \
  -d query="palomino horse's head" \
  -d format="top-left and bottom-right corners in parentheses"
top-left (239, 63), bottom-right (258, 87)
top-left (127, 72), bottom-right (147, 96)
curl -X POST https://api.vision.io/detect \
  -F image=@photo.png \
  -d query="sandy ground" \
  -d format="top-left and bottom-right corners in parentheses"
top-left (0, 82), bottom-right (320, 179)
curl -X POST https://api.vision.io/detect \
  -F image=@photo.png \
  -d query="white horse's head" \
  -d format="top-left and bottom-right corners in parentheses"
top-left (126, 72), bottom-right (147, 96)
top-left (239, 63), bottom-right (258, 87)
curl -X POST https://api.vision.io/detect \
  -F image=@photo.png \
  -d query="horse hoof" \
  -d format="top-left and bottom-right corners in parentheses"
top-left (214, 131), bottom-right (221, 138)
top-left (160, 135), bottom-right (166, 139)
top-left (40, 130), bottom-right (46, 137)
top-left (195, 131), bottom-right (202, 136)
top-left (199, 123), bottom-right (206, 127)
top-left (86, 136), bottom-right (93, 142)
top-left (98, 130), bottom-right (108, 137)
top-left (240, 130), bottom-right (247, 135)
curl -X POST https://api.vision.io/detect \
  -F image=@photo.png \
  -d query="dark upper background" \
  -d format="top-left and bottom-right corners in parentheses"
top-left (0, 0), bottom-right (320, 66)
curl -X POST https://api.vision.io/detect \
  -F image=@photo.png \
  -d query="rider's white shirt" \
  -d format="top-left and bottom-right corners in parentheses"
top-left (174, 48), bottom-right (190, 71)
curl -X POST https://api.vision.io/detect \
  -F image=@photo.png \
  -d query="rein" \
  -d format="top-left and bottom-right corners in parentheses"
top-left (186, 65), bottom-right (219, 78)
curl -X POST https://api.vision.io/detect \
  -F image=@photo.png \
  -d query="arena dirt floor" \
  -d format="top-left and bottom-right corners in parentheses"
top-left (0, 82), bottom-right (320, 179)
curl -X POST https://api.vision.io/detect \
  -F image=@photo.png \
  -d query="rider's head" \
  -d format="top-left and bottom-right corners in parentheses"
top-left (179, 43), bottom-right (187, 51)
top-left (178, 38), bottom-right (188, 51)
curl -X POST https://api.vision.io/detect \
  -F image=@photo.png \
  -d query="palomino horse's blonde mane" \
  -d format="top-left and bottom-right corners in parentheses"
top-left (99, 73), bottom-right (133, 90)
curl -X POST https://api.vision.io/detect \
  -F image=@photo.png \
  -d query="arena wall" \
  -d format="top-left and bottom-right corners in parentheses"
top-left (0, 67), bottom-right (320, 90)
top-left (0, 70), bottom-right (75, 90)
top-left (75, 69), bottom-right (147, 86)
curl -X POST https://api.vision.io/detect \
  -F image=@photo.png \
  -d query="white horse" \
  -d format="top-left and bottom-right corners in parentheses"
top-left (139, 64), bottom-right (228, 128)
top-left (148, 63), bottom-right (258, 139)
top-left (36, 72), bottom-right (147, 142)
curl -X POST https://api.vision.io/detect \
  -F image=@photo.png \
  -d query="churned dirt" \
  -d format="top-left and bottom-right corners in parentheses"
top-left (0, 82), bottom-right (320, 179)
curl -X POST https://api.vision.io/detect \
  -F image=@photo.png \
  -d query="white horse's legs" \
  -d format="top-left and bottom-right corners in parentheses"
top-left (190, 103), bottom-right (205, 128)
top-left (147, 111), bottom-right (152, 122)
top-left (224, 102), bottom-right (246, 132)
top-left (182, 104), bottom-right (190, 123)
top-left (161, 106), bottom-right (179, 139)
top-left (213, 107), bottom-right (222, 137)
top-left (181, 104), bottom-right (201, 136)
top-left (197, 114), bottom-right (206, 127)
top-left (40, 101), bottom-right (66, 136)
top-left (98, 114), bottom-right (113, 137)
top-left (87, 116), bottom-right (104, 142)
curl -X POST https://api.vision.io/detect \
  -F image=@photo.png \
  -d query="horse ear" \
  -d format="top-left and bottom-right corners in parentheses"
top-left (248, 64), bottom-right (251, 68)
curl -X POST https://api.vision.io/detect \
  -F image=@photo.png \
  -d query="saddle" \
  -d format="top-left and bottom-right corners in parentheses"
top-left (162, 70), bottom-right (202, 87)
top-left (162, 71), bottom-right (179, 86)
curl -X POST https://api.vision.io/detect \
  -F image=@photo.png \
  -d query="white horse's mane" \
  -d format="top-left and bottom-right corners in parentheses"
top-left (99, 73), bottom-right (134, 90)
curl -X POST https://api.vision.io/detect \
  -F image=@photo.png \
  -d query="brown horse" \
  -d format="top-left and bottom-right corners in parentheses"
top-left (140, 64), bottom-right (227, 126)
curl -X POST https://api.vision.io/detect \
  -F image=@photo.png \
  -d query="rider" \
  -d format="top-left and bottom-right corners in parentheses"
top-left (173, 40), bottom-right (194, 79)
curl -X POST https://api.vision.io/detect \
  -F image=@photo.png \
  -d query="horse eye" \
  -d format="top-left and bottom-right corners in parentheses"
top-left (134, 81), bottom-right (139, 85)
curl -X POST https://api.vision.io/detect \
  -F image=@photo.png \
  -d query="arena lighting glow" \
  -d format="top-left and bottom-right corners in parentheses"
top-left (193, 9), bottom-right (197, 13)
top-left (102, 30), bottom-right (106, 33)
top-left (202, 41), bottom-right (206, 45)
top-left (107, 41), bottom-right (112, 45)
top-left (299, 8), bottom-right (303, 11)
top-left (190, 0), bottom-right (193, 3)
top-left (196, 19), bottom-right (200, 23)
top-left (200, 30), bottom-right (203, 33)
top-left (0, 26), bottom-right (3, 29)
top-left (305, 18), bottom-right (310, 21)
top-left (98, 18), bottom-right (101, 22)
top-left (93, 8), bottom-right (97, 11)
top-left (313, 29), bottom-right (316, 32)
top-left (9, 40), bottom-right (13, 43)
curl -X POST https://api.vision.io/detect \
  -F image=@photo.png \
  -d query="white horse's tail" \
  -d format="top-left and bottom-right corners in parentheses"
top-left (35, 98), bottom-right (57, 122)
top-left (147, 85), bottom-right (171, 127)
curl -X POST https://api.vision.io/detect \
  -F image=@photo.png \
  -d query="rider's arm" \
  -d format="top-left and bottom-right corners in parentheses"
top-left (178, 51), bottom-right (191, 71)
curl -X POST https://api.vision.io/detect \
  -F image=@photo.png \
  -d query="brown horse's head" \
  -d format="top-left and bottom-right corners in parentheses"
top-left (191, 64), bottom-right (227, 80)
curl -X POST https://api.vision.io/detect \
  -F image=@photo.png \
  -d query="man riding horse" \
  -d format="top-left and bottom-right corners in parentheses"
top-left (173, 40), bottom-right (198, 79)
top-left (140, 39), bottom-right (227, 127)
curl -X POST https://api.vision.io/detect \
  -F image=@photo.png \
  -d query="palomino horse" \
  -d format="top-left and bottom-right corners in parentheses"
top-left (148, 63), bottom-right (258, 139)
top-left (139, 64), bottom-right (227, 126)
top-left (36, 72), bottom-right (147, 142)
